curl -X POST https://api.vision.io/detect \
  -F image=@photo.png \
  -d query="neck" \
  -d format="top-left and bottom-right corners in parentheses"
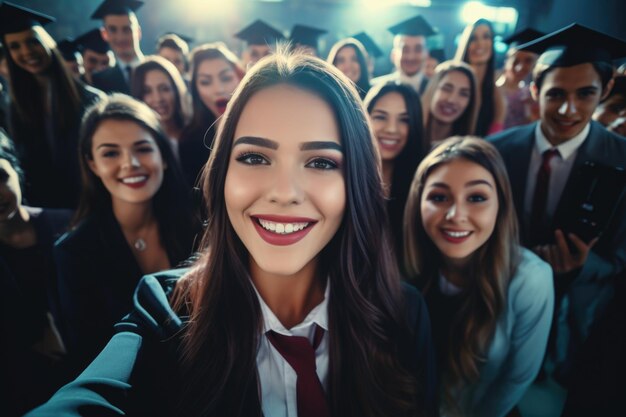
top-left (0, 206), bottom-right (31, 238)
top-left (112, 198), bottom-right (154, 233)
top-left (429, 117), bottom-right (453, 145)
top-left (162, 119), bottom-right (181, 140)
top-left (472, 63), bottom-right (487, 87)
top-left (117, 50), bottom-right (143, 65)
top-left (540, 122), bottom-right (582, 147)
top-left (251, 258), bottom-right (325, 329)
top-left (382, 161), bottom-right (394, 197)
top-left (441, 258), bottom-right (469, 288)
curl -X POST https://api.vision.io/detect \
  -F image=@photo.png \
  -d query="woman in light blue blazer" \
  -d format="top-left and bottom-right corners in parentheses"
top-left (404, 136), bottom-right (554, 417)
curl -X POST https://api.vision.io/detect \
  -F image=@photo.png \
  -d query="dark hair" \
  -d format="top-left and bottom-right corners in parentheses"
top-left (454, 19), bottom-right (496, 136)
top-left (75, 94), bottom-right (197, 261)
top-left (2, 26), bottom-right (81, 130)
top-left (364, 81), bottom-right (425, 265)
top-left (533, 61), bottom-right (614, 92)
top-left (327, 38), bottom-right (371, 98)
top-left (421, 61), bottom-right (478, 144)
top-left (171, 51), bottom-right (424, 417)
top-left (404, 136), bottom-right (520, 407)
top-left (0, 128), bottom-right (24, 188)
top-left (157, 34), bottom-right (189, 72)
top-left (181, 42), bottom-right (244, 141)
top-left (131, 55), bottom-right (189, 131)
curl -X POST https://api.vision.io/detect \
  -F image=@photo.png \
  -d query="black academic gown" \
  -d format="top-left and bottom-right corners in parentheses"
top-left (488, 121), bottom-right (626, 361)
top-left (178, 116), bottom-right (217, 188)
top-left (53, 209), bottom-right (190, 374)
top-left (92, 64), bottom-right (130, 95)
top-left (25, 270), bottom-right (439, 417)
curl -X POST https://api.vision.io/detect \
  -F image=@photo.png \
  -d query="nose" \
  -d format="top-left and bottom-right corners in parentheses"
top-left (558, 96), bottom-right (577, 116)
top-left (266, 165), bottom-right (304, 206)
top-left (445, 202), bottom-right (467, 222)
top-left (122, 152), bottom-right (141, 169)
top-left (384, 118), bottom-right (399, 133)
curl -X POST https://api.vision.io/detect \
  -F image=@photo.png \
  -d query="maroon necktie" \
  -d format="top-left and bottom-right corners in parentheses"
top-left (530, 149), bottom-right (560, 244)
top-left (266, 325), bottom-right (330, 417)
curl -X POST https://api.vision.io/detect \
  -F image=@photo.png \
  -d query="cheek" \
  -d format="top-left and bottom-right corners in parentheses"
top-left (459, 97), bottom-right (470, 112)
top-left (226, 79), bottom-right (239, 95)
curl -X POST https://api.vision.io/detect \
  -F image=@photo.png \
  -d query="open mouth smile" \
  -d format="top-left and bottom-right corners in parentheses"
top-left (251, 215), bottom-right (317, 246)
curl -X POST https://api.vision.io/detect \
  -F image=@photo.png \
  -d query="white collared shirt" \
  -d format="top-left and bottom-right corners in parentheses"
top-left (253, 280), bottom-right (330, 417)
top-left (523, 122), bottom-right (590, 226)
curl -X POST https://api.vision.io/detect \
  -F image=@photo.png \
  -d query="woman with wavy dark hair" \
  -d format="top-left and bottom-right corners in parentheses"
top-left (0, 2), bottom-right (103, 208)
top-left (27, 52), bottom-right (436, 417)
top-left (53, 94), bottom-right (199, 373)
top-left (178, 42), bottom-right (244, 186)
top-left (364, 81), bottom-right (425, 271)
top-left (327, 37), bottom-right (371, 99)
top-left (421, 61), bottom-right (478, 147)
top-left (454, 19), bottom-right (506, 137)
top-left (132, 55), bottom-right (190, 152)
top-left (404, 136), bottom-right (553, 416)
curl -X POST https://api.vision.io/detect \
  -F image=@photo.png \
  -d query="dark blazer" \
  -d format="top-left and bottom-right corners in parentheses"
top-left (92, 65), bottom-right (130, 95)
top-left (26, 270), bottom-right (438, 417)
top-left (54, 209), bottom-right (189, 373)
top-left (489, 121), bottom-right (626, 338)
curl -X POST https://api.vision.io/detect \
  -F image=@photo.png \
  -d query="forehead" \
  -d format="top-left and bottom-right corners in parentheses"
top-left (397, 35), bottom-right (426, 48)
top-left (541, 63), bottom-right (602, 89)
top-left (441, 70), bottom-right (470, 86)
top-left (249, 44), bottom-right (270, 53)
top-left (426, 158), bottom-right (495, 186)
top-left (159, 47), bottom-right (183, 58)
top-left (4, 28), bottom-right (38, 43)
top-left (234, 84), bottom-right (340, 146)
top-left (472, 24), bottom-right (492, 36)
top-left (103, 14), bottom-right (133, 27)
top-left (197, 58), bottom-right (232, 74)
top-left (338, 45), bottom-right (356, 56)
top-left (145, 69), bottom-right (170, 84)
top-left (92, 119), bottom-right (154, 146)
top-left (373, 91), bottom-right (406, 111)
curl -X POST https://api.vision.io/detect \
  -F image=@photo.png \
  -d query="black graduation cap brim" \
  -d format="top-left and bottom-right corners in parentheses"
top-left (91, 0), bottom-right (144, 19)
top-left (352, 32), bottom-right (382, 58)
top-left (429, 49), bottom-right (446, 62)
top-left (57, 38), bottom-right (80, 60)
top-left (388, 15), bottom-right (436, 37)
top-left (234, 20), bottom-right (284, 45)
top-left (0, 1), bottom-right (55, 37)
top-left (75, 28), bottom-right (110, 54)
top-left (160, 32), bottom-right (193, 44)
top-left (290, 25), bottom-right (327, 48)
top-left (517, 23), bottom-right (626, 67)
top-left (503, 28), bottom-right (545, 46)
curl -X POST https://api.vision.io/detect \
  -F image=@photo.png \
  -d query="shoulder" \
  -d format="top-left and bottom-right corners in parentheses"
top-left (588, 121), bottom-right (626, 158)
top-left (508, 248), bottom-right (553, 301)
top-left (54, 215), bottom-right (100, 252)
top-left (487, 123), bottom-right (535, 147)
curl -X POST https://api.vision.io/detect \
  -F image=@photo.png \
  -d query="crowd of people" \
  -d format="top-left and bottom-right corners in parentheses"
top-left (1, 0), bottom-right (625, 416)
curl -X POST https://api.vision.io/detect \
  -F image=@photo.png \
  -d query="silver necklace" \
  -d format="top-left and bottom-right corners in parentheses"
top-left (134, 238), bottom-right (147, 252)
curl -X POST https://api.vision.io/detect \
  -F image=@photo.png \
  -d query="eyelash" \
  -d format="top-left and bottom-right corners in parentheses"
top-left (426, 193), bottom-right (488, 203)
top-left (234, 152), bottom-right (340, 170)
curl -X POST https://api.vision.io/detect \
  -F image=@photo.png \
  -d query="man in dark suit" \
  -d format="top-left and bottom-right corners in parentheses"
top-left (489, 24), bottom-right (626, 383)
top-left (90, 0), bottom-right (145, 94)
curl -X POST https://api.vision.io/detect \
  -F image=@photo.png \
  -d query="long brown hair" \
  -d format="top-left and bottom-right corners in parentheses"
top-left (404, 136), bottom-right (520, 404)
top-left (421, 61), bottom-right (479, 146)
top-left (171, 50), bottom-right (424, 417)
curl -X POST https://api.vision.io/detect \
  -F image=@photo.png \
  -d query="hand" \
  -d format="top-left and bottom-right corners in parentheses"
top-left (533, 230), bottom-right (599, 274)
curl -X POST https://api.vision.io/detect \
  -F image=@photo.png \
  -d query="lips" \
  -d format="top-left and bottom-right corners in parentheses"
top-left (437, 102), bottom-right (460, 118)
top-left (251, 214), bottom-right (317, 246)
top-left (378, 137), bottom-right (402, 152)
top-left (440, 228), bottom-right (473, 244)
top-left (119, 175), bottom-right (149, 189)
top-left (216, 98), bottom-right (229, 114)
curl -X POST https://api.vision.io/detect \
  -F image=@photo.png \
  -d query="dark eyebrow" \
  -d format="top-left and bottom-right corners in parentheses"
top-left (300, 141), bottom-right (343, 152)
top-left (233, 136), bottom-right (279, 149)
top-left (371, 109), bottom-right (388, 114)
top-left (429, 180), bottom-right (493, 189)
top-left (96, 139), bottom-right (152, 150)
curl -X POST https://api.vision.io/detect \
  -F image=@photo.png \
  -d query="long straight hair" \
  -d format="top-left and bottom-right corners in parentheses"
top-left (454, 19), bottom-right (496, 136)
top-left (327, 38), bottom-right (371, 98)
top-left (420, 61), bottom-right (479, 146)
top-left (3, 26), bottom-right (81, 131)
top-left (364, 81), bottom-right (425, 266)
top-left (74, 94), bottom-right (198, 262)
top-left (404, 136), bottom-right (520, 403)
top-left (171, 51), bottom-right (424, 417)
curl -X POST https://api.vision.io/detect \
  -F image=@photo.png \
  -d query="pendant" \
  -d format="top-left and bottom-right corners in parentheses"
top-left (134, 238), bottom-right (147, 252)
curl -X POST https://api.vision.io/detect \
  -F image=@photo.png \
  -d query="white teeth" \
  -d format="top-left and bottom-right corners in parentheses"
top-left (258, 219), bottom-right (310, 234)
top-left (444, 230), bottom-right (471, 238)
top-left (121, 175), bottom-right (147, 184)
top-left (381, 139), bottom-right (399, 146)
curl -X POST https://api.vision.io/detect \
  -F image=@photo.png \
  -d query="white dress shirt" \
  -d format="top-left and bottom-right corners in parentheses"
top-left (523, 122), bottom-right (590, 228)
top-left (253, 280), bottom-right (330, 417)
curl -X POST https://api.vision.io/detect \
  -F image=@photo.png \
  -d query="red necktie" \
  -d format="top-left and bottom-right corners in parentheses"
top-left (530, 149), bottom-right (560, 244)
top-left (266, 325), bottom-right (330, 417)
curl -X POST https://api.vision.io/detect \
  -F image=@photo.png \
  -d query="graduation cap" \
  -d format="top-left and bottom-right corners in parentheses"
top-left (57, 38), bottom-right (80, 61)
top-left (388, 15), bottom-right (436, 37)
top-left (290, 24), bottom-right (327, 49)
top-left (517, 23), bottom-right (626, 67)
top-left (75, 28), bottom-right (110, 54)
top-left (159, 32), bottom-right (193, 45)
top-left (90, 0), bottom-right (143, 20)
top-left (352, 32), bottom-right (382, 58)
top-left (0, 1), bottom-right (55, 37)
top-left (234, 20), bottom-right (284, 46)
top-left (429, 48), bottom-right (446, 62)
top-left (503, 28), bottom-right (545, 47)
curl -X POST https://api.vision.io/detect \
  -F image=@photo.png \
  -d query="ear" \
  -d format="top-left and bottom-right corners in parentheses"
top-left (137, 25), bottom-right (142, 42)
top-left (600, 78), bottom-right (615, 101)
top-left (87, 156), bottom-right (100, 178)
top-left (530, 81), bottom-right (539, 101)
top-left (100, 26), bottom-right (109, 43)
